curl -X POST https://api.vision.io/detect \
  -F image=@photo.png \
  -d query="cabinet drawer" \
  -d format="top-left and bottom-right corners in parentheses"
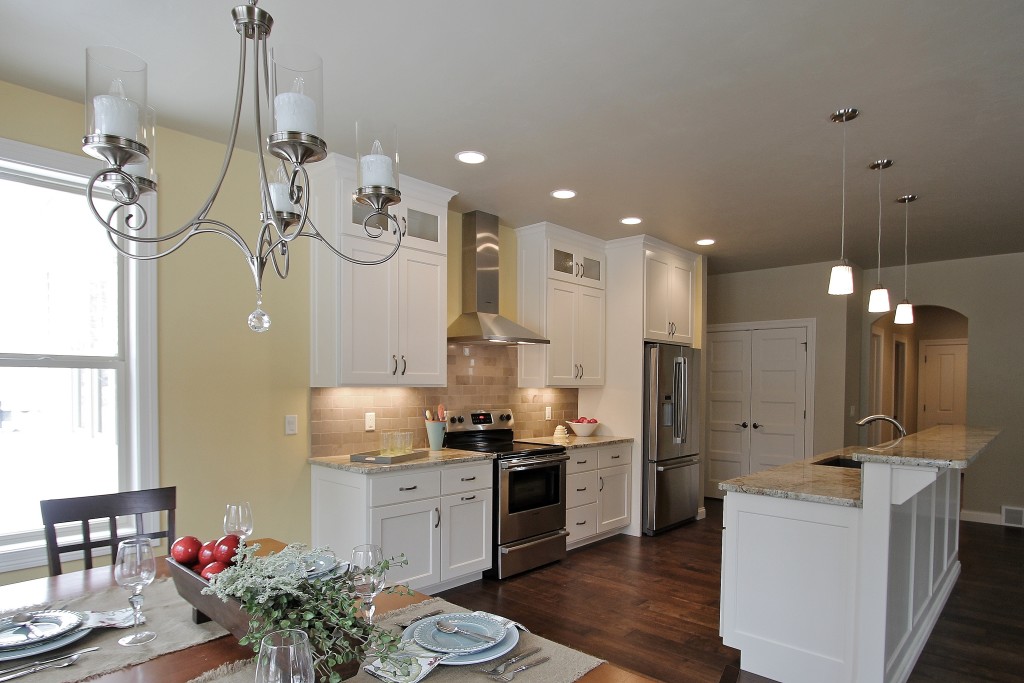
top-left (567, 502), bottom-right (598, 543)
top-left (599, 444), bottom-right (631, 468)
top-left (566, 448), bottom-right (598, 474)
top-left (441, 462), bottom-right (493, 495)
top-left (567, 471), bottom-right (599, 508)
top-left (369, 470), bottom-right (440, 507)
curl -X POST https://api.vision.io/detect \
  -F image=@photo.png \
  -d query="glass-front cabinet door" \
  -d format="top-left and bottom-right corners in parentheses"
top-left (548, 239), bottom-right (605, 289)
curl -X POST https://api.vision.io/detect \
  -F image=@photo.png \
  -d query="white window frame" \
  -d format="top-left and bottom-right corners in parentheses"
top-left (0, 137), bottom-right (159, 572)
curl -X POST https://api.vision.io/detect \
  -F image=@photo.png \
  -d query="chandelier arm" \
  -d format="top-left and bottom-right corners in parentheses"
top-left (279, 164), bottom-right (313, 243)
top-left (294, 216), bottom-right (404, 266)
top-left (253, 29), bottom-right (286, 239)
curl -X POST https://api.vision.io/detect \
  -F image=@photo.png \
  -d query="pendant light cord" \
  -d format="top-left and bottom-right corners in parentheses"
top-left (876, 166), bottom-right (883, 284)
top-left (903, 202), bottom-right (910, 298)
top-left (840, 124), bottom-right (847, 260)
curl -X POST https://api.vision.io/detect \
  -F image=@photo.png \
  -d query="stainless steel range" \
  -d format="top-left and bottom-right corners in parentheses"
top-left (443, 409), bottom-right (569, 579)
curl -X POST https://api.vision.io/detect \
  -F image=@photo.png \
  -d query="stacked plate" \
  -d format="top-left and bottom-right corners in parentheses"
top-left (0, 610), bottom-right (92, 662)
top-left (402, 613), bottom-right (519, 665)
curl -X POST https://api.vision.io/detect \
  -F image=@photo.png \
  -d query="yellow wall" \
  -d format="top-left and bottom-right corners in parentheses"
top-left (1, 80), bottom-right (312, 583)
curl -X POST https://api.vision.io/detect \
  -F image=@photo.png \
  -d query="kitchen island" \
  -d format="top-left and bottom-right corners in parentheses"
top-left (718, 425), bottom-right (1000, 683)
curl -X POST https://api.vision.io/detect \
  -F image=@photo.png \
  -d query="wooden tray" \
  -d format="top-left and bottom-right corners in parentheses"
top-left (165, 558), bottom-right (249, 640)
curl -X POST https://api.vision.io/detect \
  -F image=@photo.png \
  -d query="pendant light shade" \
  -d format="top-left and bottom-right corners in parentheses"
top-left (868, 159), bottom-right (893, 313)
top-left (828, 108), bottom-right (859, 295)
top-left (894, 193), bottom-right (918, 325)
top-left (894, 300), bottom-right (914, 324)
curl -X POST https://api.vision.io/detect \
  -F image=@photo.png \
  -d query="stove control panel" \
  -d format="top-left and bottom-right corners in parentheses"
top-left (446, 409), bottom-right (515, 431)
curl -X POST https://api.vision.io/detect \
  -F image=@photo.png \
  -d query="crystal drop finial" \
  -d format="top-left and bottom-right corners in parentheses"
top-left (248, 307), bottom-right (271, 333)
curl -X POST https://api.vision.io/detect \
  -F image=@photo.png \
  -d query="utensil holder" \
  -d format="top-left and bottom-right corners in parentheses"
top-left (425, 421), bottom-right (445, 451)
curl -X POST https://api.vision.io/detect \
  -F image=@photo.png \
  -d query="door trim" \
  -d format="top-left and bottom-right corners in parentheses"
top-left (707, 318), bottom-right (816, 459)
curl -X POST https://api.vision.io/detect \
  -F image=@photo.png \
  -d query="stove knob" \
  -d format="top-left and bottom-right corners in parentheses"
top-left (449, 416), bottom-right (457, 424)
top-left (501, 414), bottom-right (511, 421)
top-left (457, 416), bottom-right (465, 423)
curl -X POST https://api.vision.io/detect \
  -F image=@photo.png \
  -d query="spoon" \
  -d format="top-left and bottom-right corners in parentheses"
top-left (435, 620), bottom-right (497, 643)
top-left (0, 654), bottom-right (80, 682)
top-left (6, 613), bottom-right (44, 639)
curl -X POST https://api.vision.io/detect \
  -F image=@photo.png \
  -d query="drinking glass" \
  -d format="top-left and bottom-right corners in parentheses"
top-left (113, 537), bottom-right (157, 646)
top-left (255, 629), bottom-right (315, 683)
top-left (223, 501), bottom-right (253, 543)
top-left (350, 544), bottom-right (386, 624)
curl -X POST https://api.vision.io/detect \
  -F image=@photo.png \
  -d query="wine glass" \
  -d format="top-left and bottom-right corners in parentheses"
top-left (113, 537), bottom-right (157, 646)
top-left (350, 544), bottom-right (386, 624)
top-left (255, 629), bottom-right (315, 683)
top-left (223, 501), bottom-right (253, 543)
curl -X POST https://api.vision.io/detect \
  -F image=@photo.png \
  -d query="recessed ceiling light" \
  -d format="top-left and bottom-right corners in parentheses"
top-left (551, 189), bottom-right (576, 199)
top-left (696, 238), bottom-right (716, 246)
top-left (456, 151), bottom-right (487, 164)
top-left (620, 217), bottom-right (642, 225)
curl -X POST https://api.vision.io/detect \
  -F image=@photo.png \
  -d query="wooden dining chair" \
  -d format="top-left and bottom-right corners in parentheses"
top-left (39, 487), bottom-right (176, 576)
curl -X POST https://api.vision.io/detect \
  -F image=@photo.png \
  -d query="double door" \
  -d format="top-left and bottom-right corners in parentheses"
top-left (545, 279), bottom-right (605, 386)
top-left (706, 327), bottom-right (808, 495)
top-left (644, 248), bottom-right (694, 345)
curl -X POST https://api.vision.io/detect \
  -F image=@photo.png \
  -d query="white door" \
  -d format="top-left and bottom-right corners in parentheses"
top-left (398, 249), bottom-right (446, 385)
top-left (439, 489), bottom-right (492, 580)
top-left (643, 251), bottom-right (672, 340)
top-left (667, 258), bottom-right (693, 343)
top-left (575, 285), bottom-right (605, 385)
top-left (707, 331), bottom-right (752, 492)
top-left (371, 498), bottom-right (439, 589)
top-left (546, 280), bottom-right (579, 385)
top-left (597, 464), bottom-right (630, 533)
top-left (918, 340), bottom-right (968, 429)
top-left (339, 239), bottom-right (398, 385)
top-left (749, 327), bottom-right (807, 473)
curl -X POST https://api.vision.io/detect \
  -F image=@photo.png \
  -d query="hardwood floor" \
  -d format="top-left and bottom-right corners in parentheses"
top-left (438, 498), bottom-right (1024, 683)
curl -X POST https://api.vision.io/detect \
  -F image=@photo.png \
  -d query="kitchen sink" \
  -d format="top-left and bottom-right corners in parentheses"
top-left (813, 456), bottom-right (863, 469)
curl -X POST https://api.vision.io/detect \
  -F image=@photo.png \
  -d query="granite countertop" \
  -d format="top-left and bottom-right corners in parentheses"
top-left (516, 435), bottom-right (634, 449)
top-left (718, 425), bottom-right (1001, 507)
top-left (308, 448), bottom-right (493, 474)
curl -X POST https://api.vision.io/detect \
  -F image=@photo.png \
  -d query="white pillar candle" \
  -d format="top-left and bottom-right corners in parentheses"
top-left (269, 182), bottom-right (296, 213)
top-left (93, 95), bottom-right (139, 139)
top-left (273, 92), bottom-right (316, 134)
top-left (360, 153), bottom-right (394, 187)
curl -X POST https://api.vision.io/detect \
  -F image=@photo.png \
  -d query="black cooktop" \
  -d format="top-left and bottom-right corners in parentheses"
top-left (443, 409), bottom-right (566, 459)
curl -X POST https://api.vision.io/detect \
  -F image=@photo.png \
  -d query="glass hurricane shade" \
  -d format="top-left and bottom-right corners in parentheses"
top-left (868, 285), bottom-right (891, 313)
top-left (356, 120), bottom-right (399, 190)
top-left (894, 300), bottom-right (914, 324)
top-left (86, 46), bottom-right (147, 142)
top-left (828, 262), bottom-right (854, 295)
top-left (270, 47), bottom-right (323, 138)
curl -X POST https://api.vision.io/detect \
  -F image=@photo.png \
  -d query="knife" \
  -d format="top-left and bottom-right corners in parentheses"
top-left (394, 608), bottom-right (443, 629)
top-left (0, 647), bottom-right (99, 678)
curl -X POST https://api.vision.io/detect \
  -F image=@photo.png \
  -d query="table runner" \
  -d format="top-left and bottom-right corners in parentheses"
top-left (0, 577), bottom-right (227, 682)
top-left (187, 597), bottom-right (604, 683)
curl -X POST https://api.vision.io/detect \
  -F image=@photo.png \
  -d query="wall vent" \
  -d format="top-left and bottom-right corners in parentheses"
top-left (1002, 505), bottom-right (1024, 528)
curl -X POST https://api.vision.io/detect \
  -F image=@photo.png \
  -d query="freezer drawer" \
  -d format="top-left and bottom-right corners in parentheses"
top-left (643, 456), bottom-right (699, 535)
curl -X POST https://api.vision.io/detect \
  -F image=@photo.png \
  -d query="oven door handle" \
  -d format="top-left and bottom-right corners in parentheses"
top-left (499, 529), bottom-right (570, 554)
top-left (500, 454), bottom-right (570, 470)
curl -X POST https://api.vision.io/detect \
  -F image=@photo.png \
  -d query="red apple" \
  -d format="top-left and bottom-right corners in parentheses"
top-left (197, 540), bottom-right (217, 566)
top-left (170, 535), bottom-right (203, 565)
top-left (191, 563), bottom-right (207, 574)
top-left (587, 418), bottom-right (598, 423)
top-left (200, 561), bottom-right (228, 580)
top-left (213, 534), bottom-right (241, 564)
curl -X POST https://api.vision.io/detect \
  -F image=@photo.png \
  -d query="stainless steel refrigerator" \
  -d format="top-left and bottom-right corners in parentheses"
top-left (642, 342), bottom-right (701, 535)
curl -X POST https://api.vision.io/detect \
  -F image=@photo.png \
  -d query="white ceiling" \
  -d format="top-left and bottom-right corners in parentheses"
top-left (3, 0), bottom-right (1023, 274)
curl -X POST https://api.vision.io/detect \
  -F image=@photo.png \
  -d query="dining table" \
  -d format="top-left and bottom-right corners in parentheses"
top-left (0, 539), bottom-right (657, 683)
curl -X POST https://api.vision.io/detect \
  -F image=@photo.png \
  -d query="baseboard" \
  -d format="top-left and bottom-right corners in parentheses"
top-left (960, 509), bottom-right (1002, 525)
top-left (697, 505), bottom-right (707, 521)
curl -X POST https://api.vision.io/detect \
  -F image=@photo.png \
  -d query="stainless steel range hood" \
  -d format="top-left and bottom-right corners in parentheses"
top-left (447, 211), bottom-right (549, 345)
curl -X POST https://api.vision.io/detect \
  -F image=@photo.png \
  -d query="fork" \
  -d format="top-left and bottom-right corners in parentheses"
top-left (395, 609), bottom-right (443, 629)
top-left (492, 656), bottom-right (549, 682)
top-left (478, 646), bottom-right (542, 675)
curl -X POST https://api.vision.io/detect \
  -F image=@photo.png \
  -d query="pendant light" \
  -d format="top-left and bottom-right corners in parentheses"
top-left (894, 194), bottom-right (918, 324)
top-left (828, 108), bottom-right (859, 295)
top-left (867, 159), bottom-right (893, 313)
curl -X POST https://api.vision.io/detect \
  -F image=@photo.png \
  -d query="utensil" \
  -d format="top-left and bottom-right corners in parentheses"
top-left (493, 656), bottom-right (549, 682)
top-left (435, 620), bottom-right (497, 643)
top-left (425, 409), bottom-right (433, 421)
top-left (255, 629), bottom-right (314, 683)
top-left (437, 404), bottom-right (445, 421)
top-left (0, 653), bottom-right (80, 682)
top-left (113, 537), bottom-right (157, 646)
top-left (396, 609), bottom-right (443, 629)
top-left (0, 647), bottom-right (98, 678)
top-left (478, 646), bottom-right (541, 675)
top-left (4, 615), bottom-right (42, 641)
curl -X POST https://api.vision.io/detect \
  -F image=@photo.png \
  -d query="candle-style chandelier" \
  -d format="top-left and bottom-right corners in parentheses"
top-left (81, 1), bottom-right (403, 332)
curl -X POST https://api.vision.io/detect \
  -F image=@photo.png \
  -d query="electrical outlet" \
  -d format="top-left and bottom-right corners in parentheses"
top-left (545, 406), bottom-right (552, 420)
top-left (284, 414), bottom-right (298, 435)
top-left (365, 412), bottom-right (375, 431)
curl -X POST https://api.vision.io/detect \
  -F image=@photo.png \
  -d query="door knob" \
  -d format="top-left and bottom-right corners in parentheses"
top-left (734, 422), bottom-right (748, 429)
top-left (752, 422), bottom-right (763, 429)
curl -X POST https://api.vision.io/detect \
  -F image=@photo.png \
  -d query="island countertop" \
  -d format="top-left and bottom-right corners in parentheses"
top-left (516, 435), bottom-right (634, 449)
top-left (718, 425), bottom-right (1000, 507)
top-left (308, 448), bottom-right (492, 474)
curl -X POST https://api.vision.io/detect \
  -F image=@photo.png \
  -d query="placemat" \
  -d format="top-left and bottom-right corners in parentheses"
top-left (187, 597), bottom-right (604, 683)
top-left (0, 577), bottom-right (227, 682)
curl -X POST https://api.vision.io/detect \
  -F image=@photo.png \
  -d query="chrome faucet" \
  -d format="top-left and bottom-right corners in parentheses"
top-left (856, 414), bottom-right (907, 437)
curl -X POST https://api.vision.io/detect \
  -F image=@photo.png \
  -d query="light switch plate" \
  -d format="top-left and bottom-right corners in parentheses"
top-left (545, 406), bottom-right (552, 420)
top-left (284, 414), bottom-right (298, 435)
top-left (365, 412), bottom-right (376, 431)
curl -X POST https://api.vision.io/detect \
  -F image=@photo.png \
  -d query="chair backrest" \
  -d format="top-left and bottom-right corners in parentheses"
top-left (39, 487), bottom-right (176, 576)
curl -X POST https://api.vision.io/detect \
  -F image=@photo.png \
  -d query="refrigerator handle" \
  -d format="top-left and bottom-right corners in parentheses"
top-left (648, 345), bottom-right (660, 449)
top-left (673, 357), bottom-right (684, 442)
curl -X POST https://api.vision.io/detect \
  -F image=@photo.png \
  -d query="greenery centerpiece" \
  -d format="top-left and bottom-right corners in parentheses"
top-left (204, 542), bottom-right (408, 682)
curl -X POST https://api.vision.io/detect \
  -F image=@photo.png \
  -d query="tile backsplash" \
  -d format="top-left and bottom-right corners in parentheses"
top-left (310, 345), bottom-right (578, 457)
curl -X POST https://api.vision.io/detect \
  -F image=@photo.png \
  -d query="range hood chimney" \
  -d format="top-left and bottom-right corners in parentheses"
top-left (446, 211), bottom-right (549, 345)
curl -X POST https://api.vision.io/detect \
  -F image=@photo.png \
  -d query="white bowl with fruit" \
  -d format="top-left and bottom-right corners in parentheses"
top-left (566, 417), bottom-right (600, 436)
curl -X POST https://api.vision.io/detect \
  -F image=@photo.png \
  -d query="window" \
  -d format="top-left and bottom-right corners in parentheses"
top-left (0, 138), bottom-right (158, 572)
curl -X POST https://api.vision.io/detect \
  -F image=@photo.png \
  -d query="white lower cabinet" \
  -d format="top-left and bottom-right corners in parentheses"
top-left (564, 443), bottom-right (632, 547)
top-left (312, 461), bottom-right (492, 591)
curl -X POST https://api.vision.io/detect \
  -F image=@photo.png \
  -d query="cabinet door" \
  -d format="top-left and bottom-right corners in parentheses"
top-left (396, 193), bottom-right (447, 254)
top-left (598, 464), bottom-right (631, 533)
top-left (338, 238), bottom-right (400, 385)
top-left (548, 239), bottom-right (605, 289)
top-left (643, 250), bottom-right (673, 341)
top-left (398, 249), bottom-right (446, 386)
top-left (667, 257), bottom-right (694, 344)
top-left (371, 498), bottom-right (440, 589)
top-left (545, 280), bottom-right (578, 385)
top-left (575, 285), bottom-right (605, 385)
top-left (439, 488), bottom-right (493, 580)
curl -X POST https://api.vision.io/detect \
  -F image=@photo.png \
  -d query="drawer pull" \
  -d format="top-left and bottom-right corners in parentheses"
top-left (434, 507), bottom-right (440, 529)
top-left (576, 520), bottom-right (587, 526)
top-left (611, 455), bottom-right (621, 459)
top-left (461, 495), bottom-right (476, 501)
top-left (399, 485), bottom-right (418, 492)
top-left (599, 477), bottom-right (604, 492)
top-left (576, 459), bottom-right (588, 465)
top-left (460, 476), bottom-right (476, 482)
top-left (576, 487), bottom-right (587, 492)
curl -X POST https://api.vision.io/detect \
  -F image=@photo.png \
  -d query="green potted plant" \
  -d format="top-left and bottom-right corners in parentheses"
top-left (203, 543), bottom-right (408, 682)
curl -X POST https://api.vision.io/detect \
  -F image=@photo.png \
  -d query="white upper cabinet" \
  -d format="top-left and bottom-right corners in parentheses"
top-left (308, 154), bottom-right (456, 387)
top-left (643, 246), bottom-right (695, 345)
top-left (517, 222), bottom-right (606, 388)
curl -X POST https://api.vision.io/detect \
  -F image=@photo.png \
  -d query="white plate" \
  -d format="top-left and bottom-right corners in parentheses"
top-left (402, 615), bottom-right (518, 665)
top-left (0, 610), bottom-right (85, 650)
top-left (0, 626), bottom-right (92, 662)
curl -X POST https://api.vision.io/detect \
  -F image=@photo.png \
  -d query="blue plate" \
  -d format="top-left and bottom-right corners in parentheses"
top-left (404, 613), bottom-right (518, 664)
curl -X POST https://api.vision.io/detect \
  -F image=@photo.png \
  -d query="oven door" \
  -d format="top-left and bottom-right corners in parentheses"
top-left (497, 454), bottom-right (568, 545)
